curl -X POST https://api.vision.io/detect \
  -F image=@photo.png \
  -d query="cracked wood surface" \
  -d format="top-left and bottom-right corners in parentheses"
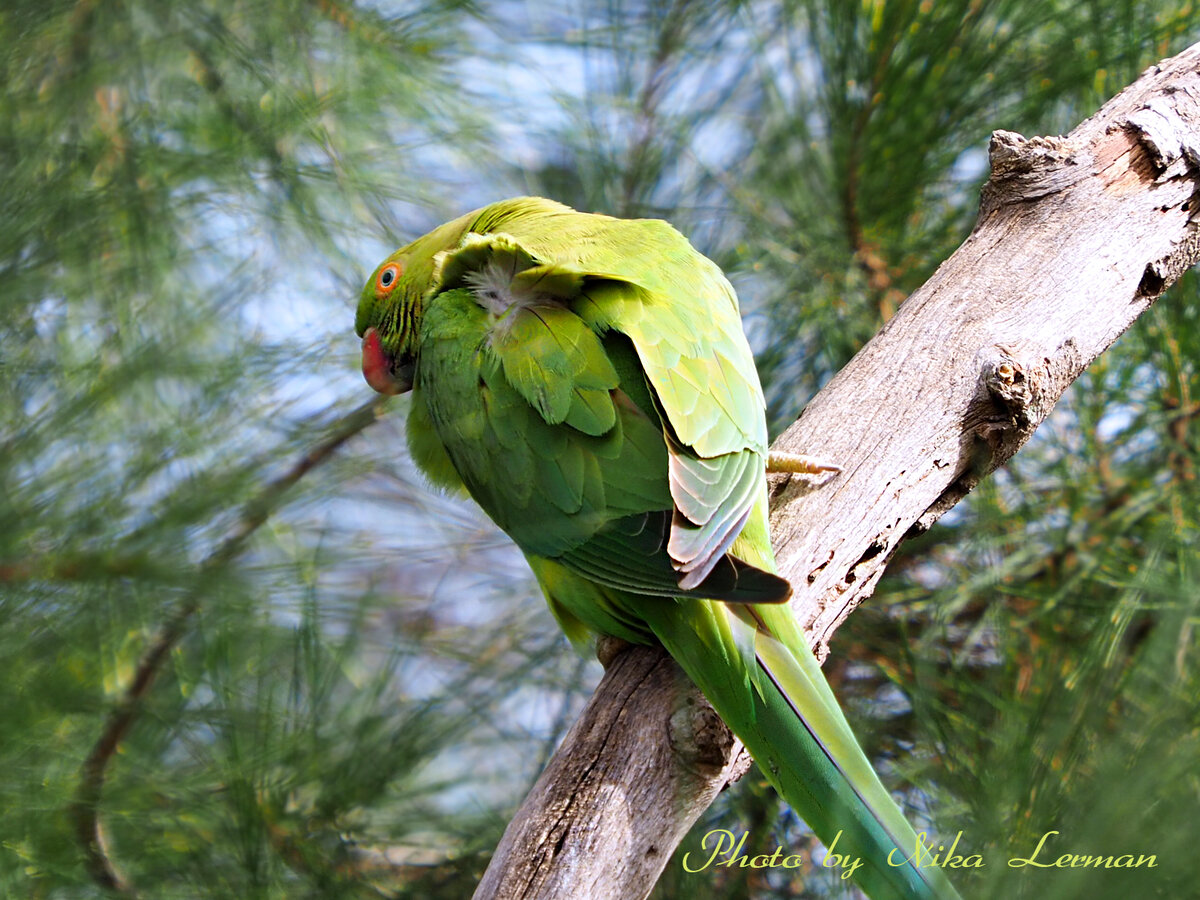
top-left (474, 42), bottom-right (1200, 900)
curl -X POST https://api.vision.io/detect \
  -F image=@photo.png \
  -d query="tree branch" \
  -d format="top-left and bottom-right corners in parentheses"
top-left (70, 397), bottom-right (387, 896)
top-left (475, 42), bottom-right (1200, 900)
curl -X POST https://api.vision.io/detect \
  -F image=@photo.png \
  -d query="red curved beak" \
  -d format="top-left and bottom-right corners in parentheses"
top-left (361, 327), bottom-right (413, 395)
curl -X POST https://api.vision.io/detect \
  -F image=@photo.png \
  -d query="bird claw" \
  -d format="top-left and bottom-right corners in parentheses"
top-left (766, 450), bottom-right (841, 484)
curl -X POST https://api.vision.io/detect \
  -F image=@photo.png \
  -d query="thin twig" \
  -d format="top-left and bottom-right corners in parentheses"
top-left (70, 396), bottom-right (388, 895)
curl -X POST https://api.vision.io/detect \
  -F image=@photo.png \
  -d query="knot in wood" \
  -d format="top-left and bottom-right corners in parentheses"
top-left (1126, 94), bottom-right (1200, 172)
top-left (987, 130), bottom-right (1032, 172)
top-left (667, 691), bottom-right (739, 778)
top-left (987, 130), bottom-right (1074, 176)
top-left (983, 353), bottom-right (1034, 427)
top-left (982, 130), bottom-right (1083, 212)
top-left (596, 634), bottom-right (633, 668)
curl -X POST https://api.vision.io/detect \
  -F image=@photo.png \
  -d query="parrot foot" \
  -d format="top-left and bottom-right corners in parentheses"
top-left (767, 450), bottom-right (841, 482)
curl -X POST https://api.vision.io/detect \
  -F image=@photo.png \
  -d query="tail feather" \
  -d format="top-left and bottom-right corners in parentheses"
top-left (753, 624), bottom-right (961, 900)
top-left (644, 601), bottom-right (962, 900)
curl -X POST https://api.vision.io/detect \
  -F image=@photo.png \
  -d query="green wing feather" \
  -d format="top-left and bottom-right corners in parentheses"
top-left (426, 202), bottom-right (771, 592)
top-left (377, 197), bottom-right (960, 900)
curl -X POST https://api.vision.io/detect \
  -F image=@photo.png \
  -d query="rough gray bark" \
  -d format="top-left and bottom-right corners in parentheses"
top-left (474, 43), bottom-right (1200, 900)
top-left (472, 642), bottom-right (752, 900)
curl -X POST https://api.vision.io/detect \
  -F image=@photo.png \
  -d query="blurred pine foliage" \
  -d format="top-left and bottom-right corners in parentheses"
top-left (2, 2), bottom-right (1197, 898)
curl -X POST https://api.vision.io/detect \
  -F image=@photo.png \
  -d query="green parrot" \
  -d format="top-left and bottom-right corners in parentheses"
top-left (355, 197), bottom-right (960, 900)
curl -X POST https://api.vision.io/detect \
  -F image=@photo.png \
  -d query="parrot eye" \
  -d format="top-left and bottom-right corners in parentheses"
top-left (375, 263), bottom-right (402, 296)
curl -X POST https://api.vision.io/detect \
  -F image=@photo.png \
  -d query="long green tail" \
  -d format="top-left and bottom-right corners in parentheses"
top-left (640, 600), bottom-right (962, 900)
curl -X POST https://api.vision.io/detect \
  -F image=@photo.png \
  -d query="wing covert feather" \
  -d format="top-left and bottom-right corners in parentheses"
top-left (416, 218), bottom-right (778, 596)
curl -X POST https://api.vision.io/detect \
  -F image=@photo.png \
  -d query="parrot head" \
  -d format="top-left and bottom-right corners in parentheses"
top-left (355, 210), bottom-right (477, 395)
top-left (357, 255), bottom-right (415, 395)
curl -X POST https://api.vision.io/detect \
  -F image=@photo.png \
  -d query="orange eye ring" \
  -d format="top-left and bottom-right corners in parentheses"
top-left (374, 263), bottom-right (402, 297)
